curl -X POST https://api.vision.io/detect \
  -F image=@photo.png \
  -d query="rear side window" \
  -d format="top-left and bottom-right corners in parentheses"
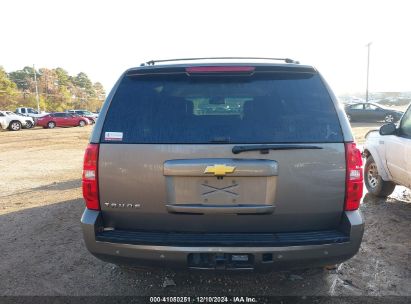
top-left (101, 72), bottom-right (343, 144)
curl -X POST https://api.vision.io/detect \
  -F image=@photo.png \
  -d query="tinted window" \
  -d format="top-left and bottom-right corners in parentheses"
top-left (54, 113), bottom-right (65, 117)
top-left (364, 104), bottom-right (378, 110)
top-left (101, 72), bottom-right (343, 144)
top-left (400, 106), bottom-right (411, 137)
top-left (350, 104), bottom-right (363, 110)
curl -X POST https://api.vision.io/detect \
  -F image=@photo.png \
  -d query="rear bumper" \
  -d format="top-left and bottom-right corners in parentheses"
top-left (81, 209), bottom-right (364, 270)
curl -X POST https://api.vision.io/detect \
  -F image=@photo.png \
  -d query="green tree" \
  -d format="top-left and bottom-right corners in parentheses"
top-left (3, 66), bottom-right (106, 112)
top-left (0, 66), bottom-right (19, 109)
top-left (55, 67), bottom-right (70, 87)
top-left (9, 66), bottom-right (39, 91)
top-left (74, 72), bottom-right (94, 94)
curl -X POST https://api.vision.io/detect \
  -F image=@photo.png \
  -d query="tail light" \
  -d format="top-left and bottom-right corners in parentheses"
top-left (186, 66), bottom-right (255, 74)
top-left (82, 144), bottom-right (100, 210)
top-left (344, 142), bottom-right (363, 211)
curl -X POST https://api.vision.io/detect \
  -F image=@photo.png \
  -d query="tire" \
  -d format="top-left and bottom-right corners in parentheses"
top-left (25, 121), bottom-right (33, 128)
top-left (47, 121), bottom-right (56, 129)
top-left (8, 121), bottom-right (22, 131)
top-left (79, 120), bottom-right (86, 127)
top-left (384, 114), bottom-right (394, 123)
top-left (364, 156), bottom-right (395, 197)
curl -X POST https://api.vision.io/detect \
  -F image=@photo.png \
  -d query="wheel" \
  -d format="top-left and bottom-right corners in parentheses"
top-left (47, 121), bottom-right (56, 129)
top-left (25, 121), bottom-right (33, 128)
top-left (384, 114), bottom-right (394, 123)
top-left (9, 121), bottom-right (22, 131)
top-left (364, 156), bottom-right (395, 197)
top-left (79, 120), bottom-right (86, 127)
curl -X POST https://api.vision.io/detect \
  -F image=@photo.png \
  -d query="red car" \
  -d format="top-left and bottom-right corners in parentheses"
top-left (36, 112), bottom-right (91, 129)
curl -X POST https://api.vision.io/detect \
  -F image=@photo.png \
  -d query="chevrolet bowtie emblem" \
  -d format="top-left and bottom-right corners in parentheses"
top-left (204, 164), bottom-right (236, 176)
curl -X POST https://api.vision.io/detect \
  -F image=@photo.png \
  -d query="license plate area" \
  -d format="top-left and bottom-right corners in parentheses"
top-left (168, 176), bottom-right (277, 205)
top-left (187, 253), bottom-right (254, 270)
top-left (164, 158), bottom-right (278, 206)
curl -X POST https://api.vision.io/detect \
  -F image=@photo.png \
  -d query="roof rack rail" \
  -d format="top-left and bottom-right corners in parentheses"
top-left (141, 57), bottom-right (300, 66)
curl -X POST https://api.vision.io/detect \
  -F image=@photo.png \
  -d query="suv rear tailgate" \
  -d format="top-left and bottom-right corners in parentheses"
top-left (96, 68), bottom-right (347, 234)
top-left (98, 143), bottom-right (345, 232)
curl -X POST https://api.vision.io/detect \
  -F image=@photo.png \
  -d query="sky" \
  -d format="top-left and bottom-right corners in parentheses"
top-left (1, 0), bottom-right (410, 96)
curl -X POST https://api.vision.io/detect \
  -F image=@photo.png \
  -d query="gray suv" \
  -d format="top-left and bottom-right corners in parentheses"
top-left (81, 57), bottom-right (364, 270)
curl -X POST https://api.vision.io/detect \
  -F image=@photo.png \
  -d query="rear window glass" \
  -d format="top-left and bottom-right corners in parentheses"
top-left (101, 72), bottom-right (343, 144)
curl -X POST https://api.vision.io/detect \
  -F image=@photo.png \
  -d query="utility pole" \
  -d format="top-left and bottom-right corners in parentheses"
top-left (365, 42), bottom-right (372, 102)
top-left (33, 64), bottom-right (40, 113)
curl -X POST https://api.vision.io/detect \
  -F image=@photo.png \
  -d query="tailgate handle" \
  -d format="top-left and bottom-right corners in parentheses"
top-left (166, 204), bottom-right (274, 215)
top-left (164, 159), bottom-right (278, 177)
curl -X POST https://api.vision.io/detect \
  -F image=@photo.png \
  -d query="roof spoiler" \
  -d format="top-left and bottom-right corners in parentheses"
top-left (140, 57), bottom-right (300, 66)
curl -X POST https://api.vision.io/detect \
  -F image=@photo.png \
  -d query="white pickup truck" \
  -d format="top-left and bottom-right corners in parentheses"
top-left (15, 107), bottom-right (47, 118)
top-left (363, 104), bottom-right (411, 196)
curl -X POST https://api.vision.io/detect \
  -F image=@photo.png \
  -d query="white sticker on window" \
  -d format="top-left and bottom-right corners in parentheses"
top-left (105, 132), bottom-right (123, 141)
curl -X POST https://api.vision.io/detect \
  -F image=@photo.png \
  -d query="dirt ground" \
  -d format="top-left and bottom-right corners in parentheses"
top-left (0, 124), bottom-right (410, 298)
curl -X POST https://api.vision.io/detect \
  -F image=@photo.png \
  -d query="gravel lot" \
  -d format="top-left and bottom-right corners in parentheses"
top-left (0, 125), bottom-right (410, 298)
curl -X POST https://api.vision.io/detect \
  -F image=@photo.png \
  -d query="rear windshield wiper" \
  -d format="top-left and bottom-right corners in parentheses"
top-left (232, 144), bottom-right (323, 154)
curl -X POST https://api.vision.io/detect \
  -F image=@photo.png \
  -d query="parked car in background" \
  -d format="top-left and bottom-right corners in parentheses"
top-left (81, 58), bottom-right (364, 270)
top-left (15, 107), bottom-right (48, 118)
top-left (67, 110), bottom-right (98, 123)
top-left (0, 114), bottom-right (8, 130)
top-left (0, 111), bottom-right (35, 131)
top-left (36, 112), bottom-right (90, 129)
top-left (363, 103), bottom-right (411, 196)
top-left (14, 113), bottom-right (36, 128)
top-left (344, 102), bottom-right (403, 123)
